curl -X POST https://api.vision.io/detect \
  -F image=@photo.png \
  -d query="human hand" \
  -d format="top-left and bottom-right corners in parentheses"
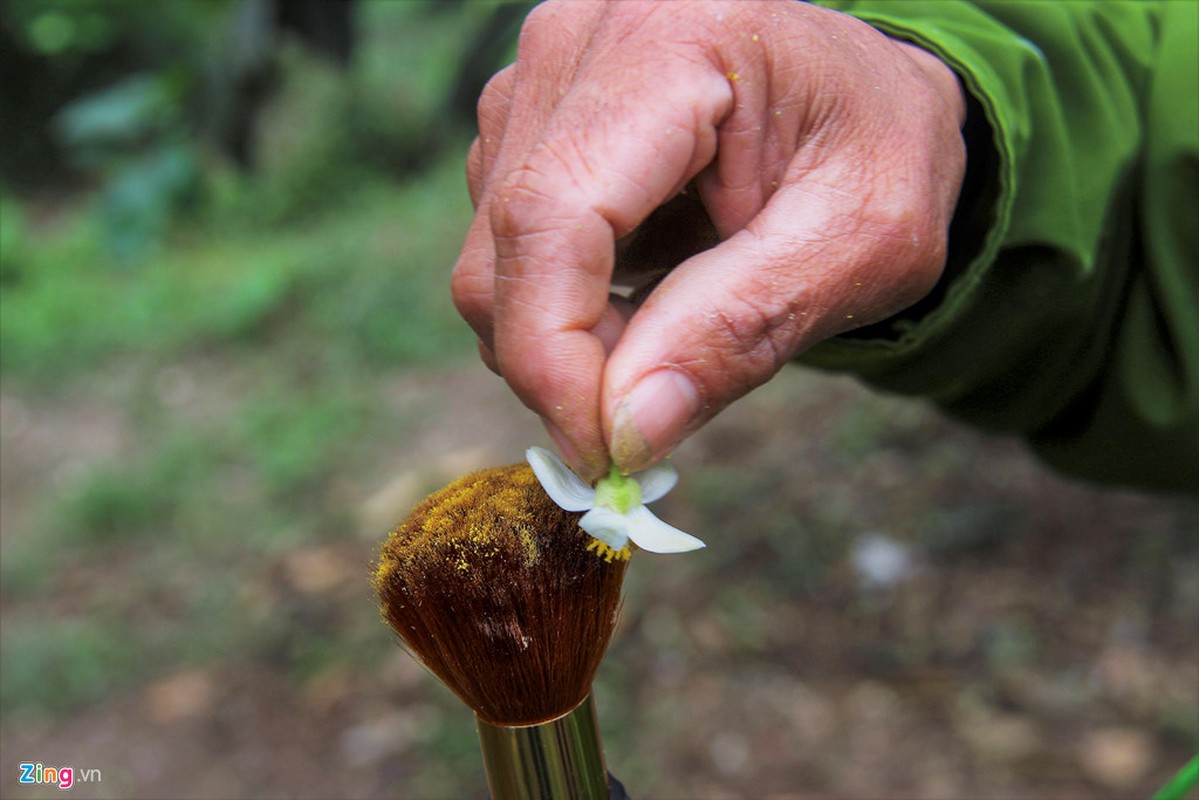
top-left (451, 0), bottom-right (966, 481)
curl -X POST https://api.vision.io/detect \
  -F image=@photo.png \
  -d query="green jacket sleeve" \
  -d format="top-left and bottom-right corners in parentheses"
top-left (803, 0), bottom-right (1199, 494)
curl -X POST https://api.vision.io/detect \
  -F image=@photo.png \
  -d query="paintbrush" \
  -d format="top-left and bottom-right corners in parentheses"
top-left (373, 460), bottom-right (631, 799)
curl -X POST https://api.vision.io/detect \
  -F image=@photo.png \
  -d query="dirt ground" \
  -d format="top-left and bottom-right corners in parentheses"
top-left (2, 363), bottom-right (1196, 799)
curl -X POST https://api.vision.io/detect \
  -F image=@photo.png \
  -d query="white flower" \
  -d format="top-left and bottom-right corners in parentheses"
top-left (526, 446), bottom-right (706, 559)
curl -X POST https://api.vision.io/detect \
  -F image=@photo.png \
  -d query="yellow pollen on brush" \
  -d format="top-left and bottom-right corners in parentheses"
top-left (373, 463), bottom-right (604, 606)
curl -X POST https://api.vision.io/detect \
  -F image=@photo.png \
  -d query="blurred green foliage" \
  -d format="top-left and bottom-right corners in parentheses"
top-left (1, 0), bottom-right (522, 254)
top-left (2, 0), bottom-right (221, 254)
top-left (5, 0), bottom-right (215, 61)
top-left (1, 160), bottom-right (473, 379)
top-left (1, 616), bottom-right (139, 715)
top-left (0, 0), bottom-right (499, 722)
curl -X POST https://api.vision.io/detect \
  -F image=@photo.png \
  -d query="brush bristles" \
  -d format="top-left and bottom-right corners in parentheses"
top-left (373, 463), bottom-right (628, 726)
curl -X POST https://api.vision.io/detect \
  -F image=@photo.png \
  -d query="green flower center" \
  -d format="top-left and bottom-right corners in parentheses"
top-left (592, 464), bottom-right (641, 514)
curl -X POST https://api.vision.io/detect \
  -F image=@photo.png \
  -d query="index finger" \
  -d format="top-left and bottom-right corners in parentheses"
top-left (489, 21), bottom-right (732, 477)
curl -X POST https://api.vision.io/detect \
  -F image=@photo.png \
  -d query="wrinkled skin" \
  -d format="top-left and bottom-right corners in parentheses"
top-left (451, 0), bottom-right (966, 481)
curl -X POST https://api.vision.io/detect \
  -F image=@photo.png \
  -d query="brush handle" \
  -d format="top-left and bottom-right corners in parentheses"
top-left (476, 694), bottom-right (613, 800)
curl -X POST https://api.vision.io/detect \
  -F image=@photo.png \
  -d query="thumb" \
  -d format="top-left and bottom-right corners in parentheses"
top-left (602, 176), bottom-right (948, 473)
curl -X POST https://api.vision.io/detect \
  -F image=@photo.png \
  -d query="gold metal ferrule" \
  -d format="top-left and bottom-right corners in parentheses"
top-left (475, 694), bottom-right (609, 800)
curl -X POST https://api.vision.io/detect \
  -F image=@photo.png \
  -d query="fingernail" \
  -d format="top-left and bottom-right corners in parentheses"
top-left (611, 369), bottom-right (700, 472)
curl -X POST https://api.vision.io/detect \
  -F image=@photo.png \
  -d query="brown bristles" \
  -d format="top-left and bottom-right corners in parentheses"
top-left (372, 462), bottom-right (628, 726)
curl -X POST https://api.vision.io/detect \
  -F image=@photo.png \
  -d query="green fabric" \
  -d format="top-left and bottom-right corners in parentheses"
top-left (804, 0), bottom-right (1199, 494)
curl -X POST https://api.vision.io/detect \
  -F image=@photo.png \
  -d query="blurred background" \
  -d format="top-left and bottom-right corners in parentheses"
top-left (1, 1), bottom-right (1196, 798)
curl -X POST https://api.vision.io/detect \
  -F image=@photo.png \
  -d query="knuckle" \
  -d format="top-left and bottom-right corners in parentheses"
top-left (868, 199), bottom-right (941, 259)
top-left (477, 66), bottom-right (514, 127)
top-left (515, 2), bottom-right (563, 60)
top-left (488, 165), bottom-right (557, 240)
top-left (864, 194), bottom-right (919, 239)
top-left (451, 270), bottom-right (491, 328)
top-left (451, 230), bottom-right (496, 332)
top-left (450, 264), bottom-right (481, 309)
top-left (488, 182), bottom-right (525, 242)
top-left (466, 138), bottom-right (485, 199)
top-left (699, 290), bottom-right (793, 393)
top-left (709, 301), bottom-right (768, 359)
top-left (862, 201), bottom-right (947, 303)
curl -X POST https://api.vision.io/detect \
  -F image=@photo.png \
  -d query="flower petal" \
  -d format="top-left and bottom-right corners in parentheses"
top-left (624, 506), bottom-right (706, 553)
top-left (526, 446), bottom-right (596, 512)
top-left (632, 461), bottom-right (678, 504)
top-left (579, 507), bottom-right (632, 550)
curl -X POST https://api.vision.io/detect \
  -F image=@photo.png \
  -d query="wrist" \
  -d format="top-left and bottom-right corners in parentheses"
top-left (893, 38), bottom-right (968, 129)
